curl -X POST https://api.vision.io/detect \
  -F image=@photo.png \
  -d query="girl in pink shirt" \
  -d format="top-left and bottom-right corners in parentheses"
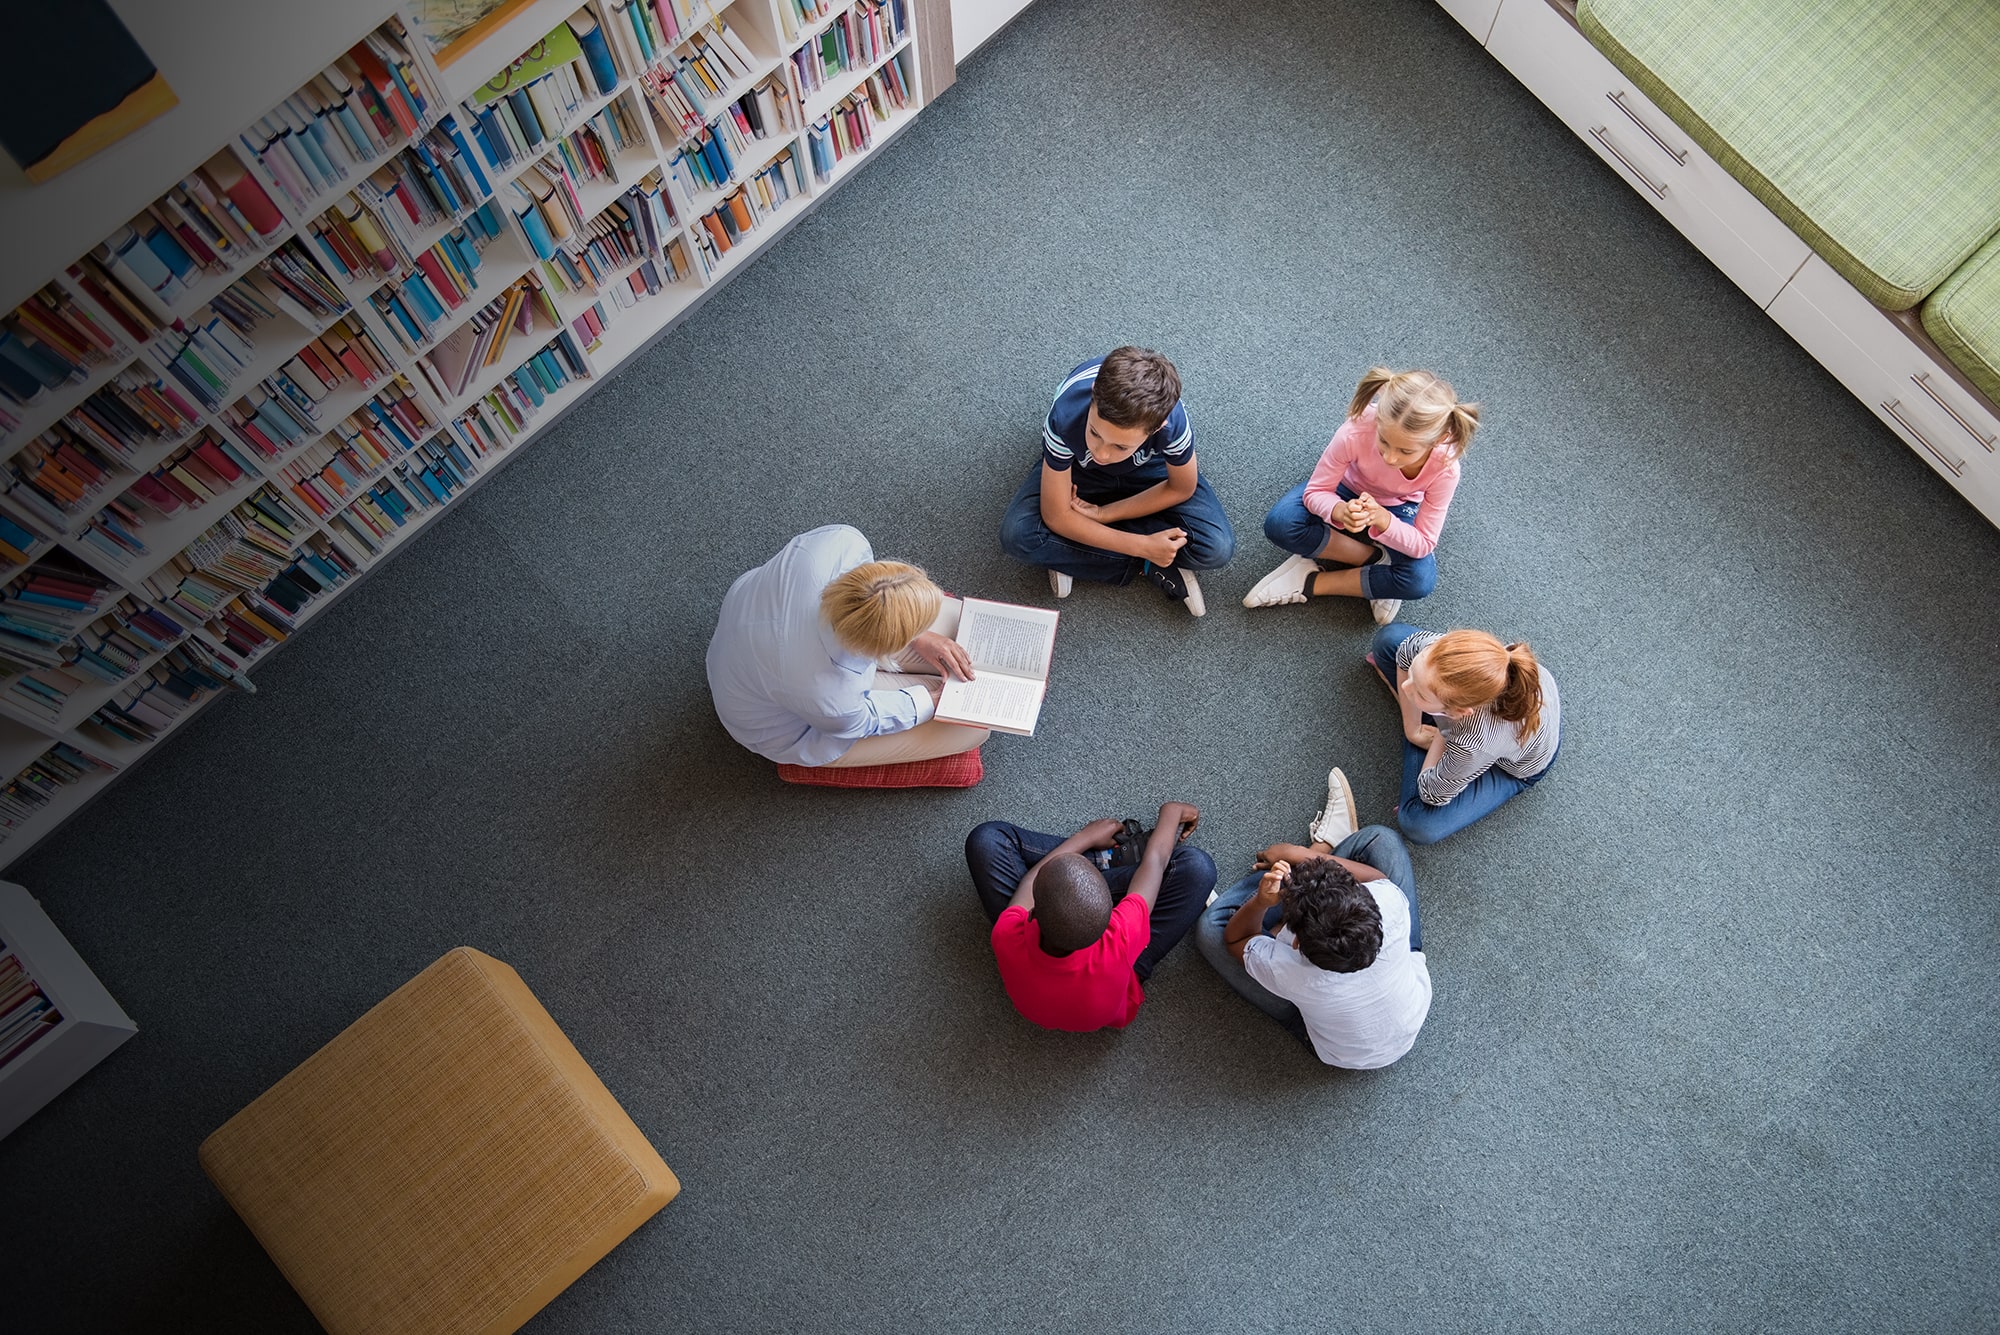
top-left (1244, 368), bottom-right (1482, 624)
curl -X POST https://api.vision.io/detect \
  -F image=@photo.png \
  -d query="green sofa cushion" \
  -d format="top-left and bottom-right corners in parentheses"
top-left (1577, 0), bottom-right (2000, 310)
top-left (1923, 233), bottom-right (2000, 406)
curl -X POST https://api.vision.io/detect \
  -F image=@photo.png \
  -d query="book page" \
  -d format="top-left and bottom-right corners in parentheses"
top-left (959, 599), bottom-right (1057, 680)
top-left (937, 674), bottom-right (1045, 733)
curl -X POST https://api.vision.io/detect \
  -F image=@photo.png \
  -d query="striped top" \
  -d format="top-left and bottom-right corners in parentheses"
top-left (1395, 630), bottom-right (1561, 806)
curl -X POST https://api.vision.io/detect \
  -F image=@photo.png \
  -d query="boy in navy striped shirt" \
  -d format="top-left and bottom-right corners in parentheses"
top-left (999, 347), bottom-right (1234, 617)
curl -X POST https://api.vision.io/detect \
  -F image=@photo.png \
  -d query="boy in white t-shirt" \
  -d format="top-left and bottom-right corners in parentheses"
top-left (1193, 813), bottom-right (1431, 1069)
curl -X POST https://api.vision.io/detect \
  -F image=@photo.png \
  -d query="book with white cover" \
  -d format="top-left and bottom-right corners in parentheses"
top-left (933, 597), bottom-right (1059, 736)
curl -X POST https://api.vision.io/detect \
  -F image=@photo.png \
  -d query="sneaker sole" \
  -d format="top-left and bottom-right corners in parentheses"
top-left (1243, 554), bottom-right (1316, 608)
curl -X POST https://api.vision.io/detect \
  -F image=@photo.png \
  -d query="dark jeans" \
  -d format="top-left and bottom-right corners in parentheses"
top-left (1193, 826), bottom-right (1420, 1046)
top-left (1262, 481), bottom-right (1437, 602)
top-left (964, 821), bottom-right (1217, 980)
top-left (1371, 622), bottom-right (1557, 845)
top-left (999, 466), bottom-right (1236, 586)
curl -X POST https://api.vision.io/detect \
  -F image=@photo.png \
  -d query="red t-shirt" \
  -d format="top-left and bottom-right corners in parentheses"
top-left (989, 895), bottom-right (1151, 1031)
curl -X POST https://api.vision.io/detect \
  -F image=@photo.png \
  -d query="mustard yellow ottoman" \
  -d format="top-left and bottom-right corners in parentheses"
top-left (199, 948), bottom-right (679, 1335)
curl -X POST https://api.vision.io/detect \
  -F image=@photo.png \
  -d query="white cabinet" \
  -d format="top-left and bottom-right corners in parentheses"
top-left (1485, 0), bottom-right (1809, 307)
top-left (0, 882), bottom-right (136, 1140)
top-left (1770, 257), bottom-right (2000, 515)
top-left (1437, 0), bottom-right (1503, 42)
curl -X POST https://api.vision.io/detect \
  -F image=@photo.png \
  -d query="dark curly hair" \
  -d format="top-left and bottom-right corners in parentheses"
top-left (1035, 853), bottom-right (1114, 956)
top-left (1281, 857), bottom-right (1382, 973)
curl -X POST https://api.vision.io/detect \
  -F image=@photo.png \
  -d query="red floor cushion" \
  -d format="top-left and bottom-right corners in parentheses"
top-left (777, 751), bottom-right (984, 788)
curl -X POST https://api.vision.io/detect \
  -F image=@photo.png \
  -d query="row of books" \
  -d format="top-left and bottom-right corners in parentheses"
top-left (0, 945), bottom-right (63, 1067)
top-left (56, 366), bottom-right (203, 468)
top-left (3, 594), bottom-right (197, 725)
top-left (565, 237), bottom-right (695, 349)
top-left (78, 640), bottom-right (249, 750)
top-left (415, 275), bottom-right (561, 404)
top-left (0, 555), bottom-right (118, 676)
top-left (600, 0), bottom-right (713, 77)
top-left (149, 286), bottom-right (275, 414)
top-left (80, 429), bottom-right (263, 568)
top-left (549, 94), bottom-right (648, 195)
top-left (324, 432), bottom-right (492, 563)
top-left (141, 506), bottom-right (299, 627)
top-left (235, 18), bottom-right (438, 217)
top-left (790, 0), bottom-right (908, 100)
top-left (666, 81), bottom-right (791, 199)
top-left (0, 514), bottom-right (47, 574)
top-left (4, 426), bottom-right (125, 533)
top-left (539, 171), bottom-right (678, 300)
top-left (806, 58), bottom-right (913, 181)
top-left (447, 331), bottom-right (592, 459)
top-left (95, 153), bottom-right (289, 313)
top-left (779, 0), bottom-right (840, 41)
top-left (276, 425), bottom-right (415, 525)
top-left (0, 743), bottom-right (116, 841)
top-left (313, 193), bottom-right (507, 295)
top-left (184, 314), bottom-right (391, 467)
top-left (638, 18), bottom-right (766, 140)
top-left (367, 219), bottom-right (505, 355)
top-left (0, 285), bottom-right (133, 414)
top-left (691, 148), bottom-right (807, 260)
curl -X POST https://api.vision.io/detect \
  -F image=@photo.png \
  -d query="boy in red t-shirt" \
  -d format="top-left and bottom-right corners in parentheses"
top-left (964, 803), bottom-right (1214, 1031)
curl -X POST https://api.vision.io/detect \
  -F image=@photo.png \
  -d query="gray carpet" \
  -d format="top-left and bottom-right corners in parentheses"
top-left (8, 0), bottom-right (1999, 1330)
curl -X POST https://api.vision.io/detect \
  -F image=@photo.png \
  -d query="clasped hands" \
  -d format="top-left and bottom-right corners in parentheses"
top-left (1069, 495), bottom-right (1188, 566)
top-left (1329, 492), bottom-right (1392, 534)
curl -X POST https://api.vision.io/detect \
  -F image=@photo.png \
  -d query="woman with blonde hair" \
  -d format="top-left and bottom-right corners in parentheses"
top-left (1365, 620), bottom-right (1561, 843)
top-left (1245, 367), bottom-right (1480, 625)
top-left (706, 524), bottom-right (988, 767)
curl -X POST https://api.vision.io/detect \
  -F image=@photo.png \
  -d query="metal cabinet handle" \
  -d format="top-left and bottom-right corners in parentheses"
top-left (1608, 91), bottom-right (1687, 164)
top-left (1882, 400), bottom-right (1965, 475)
top-left (1911, 373), bottom-right (1997, 451)
top-left (1587, 126), bottom-right (1668, 199)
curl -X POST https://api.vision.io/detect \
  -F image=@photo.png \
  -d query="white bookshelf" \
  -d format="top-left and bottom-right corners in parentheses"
top-left (0, 882), bottom-right (137, 1140)
top-left (0, 0), bottom-right (935, 866)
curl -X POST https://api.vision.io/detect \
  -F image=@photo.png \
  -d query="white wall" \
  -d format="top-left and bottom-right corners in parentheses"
top-left (0, 0), bottom-right (604, 315)
top-left (950, 0), bottom-right (1034, 61)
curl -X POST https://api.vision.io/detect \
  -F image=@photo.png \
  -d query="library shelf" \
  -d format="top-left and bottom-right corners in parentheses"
top-left (0, 351), bottom-right (151, 458)
top-left (803, 35), bottom-right (914, 124)
top-left (0, 0), bottom-right (934, 868)
top-left (0, 882), bottom-right (138, 1141)
top-left (0, 638), bottom-right (190, 739)
top-left (815, 104), bottom-right (918, 191)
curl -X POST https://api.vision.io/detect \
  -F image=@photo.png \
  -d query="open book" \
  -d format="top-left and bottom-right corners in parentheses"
top-left (934, 598), bottom-right (1060, 736)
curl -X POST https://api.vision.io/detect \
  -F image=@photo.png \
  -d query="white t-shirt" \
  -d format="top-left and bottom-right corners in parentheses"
top-left (1243, 879), bottom-right (1432, 1069)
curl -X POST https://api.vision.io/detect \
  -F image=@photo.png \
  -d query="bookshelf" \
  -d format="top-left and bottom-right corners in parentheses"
top-left (0, 0), bottom-right (941, 867)
top-left (0, 881), bottom-right (137, 1140)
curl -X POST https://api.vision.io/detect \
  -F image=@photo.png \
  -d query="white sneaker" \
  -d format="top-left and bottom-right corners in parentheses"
top-left (1180, 569), bottom-right (1205, 618)
top-left (1242, 554), bottom-right (1318, 608)
top-left (1308, 766), bottom-right (1359, 846)
top-left (1049, 570), bottom-right (1073, 598)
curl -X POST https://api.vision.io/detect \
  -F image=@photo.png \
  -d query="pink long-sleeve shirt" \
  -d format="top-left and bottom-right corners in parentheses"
top-left (1300, 404), bottom-right (1463, 558)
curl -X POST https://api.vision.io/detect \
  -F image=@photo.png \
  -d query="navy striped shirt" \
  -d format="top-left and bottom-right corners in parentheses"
top-left (1042, 357), bottom-right (1194, 486)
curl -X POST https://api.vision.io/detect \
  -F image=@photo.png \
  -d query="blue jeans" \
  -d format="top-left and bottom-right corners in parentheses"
top-left (1194, 826), bottom-right (1420, 1047)
top-left (1000, 466), bottom-right (1236, 586)
top-left (1371, 622), bottom-right (1557, 845)
top-left (964, 821), bottom-right (1217, 981)
top-left (1261, 481), bottom-right (1437, 602)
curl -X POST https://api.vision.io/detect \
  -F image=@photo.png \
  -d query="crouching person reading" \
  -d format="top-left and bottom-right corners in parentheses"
top-left (966, 804), bottom-right (1215, 1031)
